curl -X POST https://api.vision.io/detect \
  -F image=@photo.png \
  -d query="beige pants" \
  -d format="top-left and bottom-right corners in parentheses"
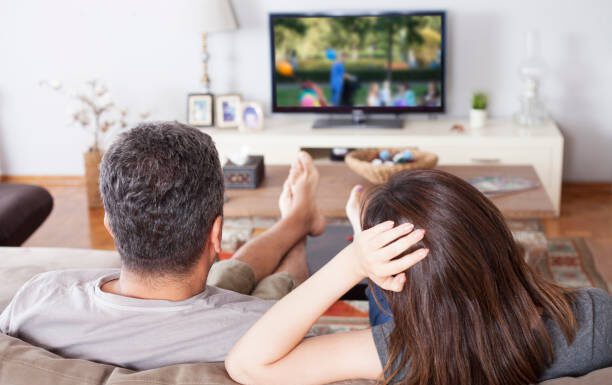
top-left (207, 259), bottom-right (295, 300)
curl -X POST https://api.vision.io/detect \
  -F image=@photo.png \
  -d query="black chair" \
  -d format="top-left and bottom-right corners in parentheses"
top-left (0, 183), bottom-right (53, 246)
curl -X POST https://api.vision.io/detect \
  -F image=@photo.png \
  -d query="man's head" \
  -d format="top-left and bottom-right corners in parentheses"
top-left (100, 121), bottom-right (224, 276)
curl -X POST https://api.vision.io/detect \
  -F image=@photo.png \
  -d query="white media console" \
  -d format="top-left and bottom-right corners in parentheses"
top-left (203, 117), bottom-right (563, 215)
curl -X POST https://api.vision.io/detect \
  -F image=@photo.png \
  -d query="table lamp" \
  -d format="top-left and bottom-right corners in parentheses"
top-left (200, 0), bottom-right (238, 92)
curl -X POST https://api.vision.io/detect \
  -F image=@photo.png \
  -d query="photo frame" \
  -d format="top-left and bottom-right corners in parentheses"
top-left (215, 94), bottom-right (242, 128)
top-left (187, 93), bottom-right (214, 127)
top-left (239, 101), bottom-right (264, 132)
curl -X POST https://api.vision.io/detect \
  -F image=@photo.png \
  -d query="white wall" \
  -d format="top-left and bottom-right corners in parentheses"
top-left (0, 0), bottom-right (610, 181)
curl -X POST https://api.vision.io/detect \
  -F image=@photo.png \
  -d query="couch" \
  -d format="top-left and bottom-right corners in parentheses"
top-left (0, 247), bottom-right (609, 385)
top-left (0, 183), bottom-right (53, 246)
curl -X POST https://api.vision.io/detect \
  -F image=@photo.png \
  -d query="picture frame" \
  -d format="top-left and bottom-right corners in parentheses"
top-left (239, 101), bottom-right (264, 132)
top-left (215, 94), bottom-right (242, 128)
top-left (187, 93), bottom-right (214, 127)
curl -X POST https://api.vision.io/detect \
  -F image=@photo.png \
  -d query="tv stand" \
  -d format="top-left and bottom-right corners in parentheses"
top-left (312, 110), bottom-right (403, 129)
top-left (202, 116), bottom-right (563, 215)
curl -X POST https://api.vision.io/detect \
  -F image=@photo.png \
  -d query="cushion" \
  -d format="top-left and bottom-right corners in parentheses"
top-left (0, 333), bottom-right (610, 385)
top-left (0, 183), bottom-right (53, 246)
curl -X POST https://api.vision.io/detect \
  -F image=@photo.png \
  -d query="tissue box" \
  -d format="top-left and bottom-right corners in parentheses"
top-left (223, 155), bottom-right (265, 189)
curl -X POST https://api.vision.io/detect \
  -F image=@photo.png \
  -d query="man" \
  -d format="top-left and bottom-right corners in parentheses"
top-left (0, 121), bottom-right (325, 370)
top-left (329, 50), bottom-right (346, 106)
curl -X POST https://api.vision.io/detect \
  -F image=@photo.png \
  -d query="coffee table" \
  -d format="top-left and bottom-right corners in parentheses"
top-left (224, 164), bottom-right (555, 219)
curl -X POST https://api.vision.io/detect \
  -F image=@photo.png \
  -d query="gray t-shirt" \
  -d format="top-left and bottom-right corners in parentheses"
top-left (0, 269), bottom-right (273, 370)
top-left (372, 288), bottom-right (612, 381)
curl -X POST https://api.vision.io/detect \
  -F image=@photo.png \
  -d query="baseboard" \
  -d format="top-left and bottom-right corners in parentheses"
top-left (1, 175), bottom-right (84, 186)
top-left (562, 182), bottom-right (612, 193)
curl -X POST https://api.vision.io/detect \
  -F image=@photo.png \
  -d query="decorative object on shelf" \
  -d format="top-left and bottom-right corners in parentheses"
top-left (223, 155), bottom-right (265, 189)
top-left (468, 175), bottom-right (539, 196)
top-left (330, 148), bottom-right (351, 161)
top-left (469, 92), bottom-right (488, 129)
top-left (199, 0), bottom-right (238, 92)
top-left (345, 148), bottom-right (438, 184)
top-left (450, 123), bottom-right (466, 133)
top-left (238, 101), bottom-right (264, 132)
top-left (40, 79), bottom-right (150, 208)
top-left (215, 94), bottom-right (242, 128)
top-left (514, 30), bottom-right (548, 126)
top-left (187, 93), bottom-right (214, 127)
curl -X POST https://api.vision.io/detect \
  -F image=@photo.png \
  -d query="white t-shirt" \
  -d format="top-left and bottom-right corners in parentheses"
top-left (0, 269), bottom-right (273, 370)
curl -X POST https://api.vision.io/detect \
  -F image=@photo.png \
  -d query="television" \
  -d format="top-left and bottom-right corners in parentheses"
top-left (269, 11), bottom-right (446, 128)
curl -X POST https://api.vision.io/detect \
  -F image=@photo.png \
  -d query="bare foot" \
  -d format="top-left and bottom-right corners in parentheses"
top-left (278, 180), bottom-right (293, 218)
top-left (291, 151), bottom-right (326, 236)
top-left (279, 156), bottom-right (304, 218)
top-left (346, 184), bottom-right (364, 234)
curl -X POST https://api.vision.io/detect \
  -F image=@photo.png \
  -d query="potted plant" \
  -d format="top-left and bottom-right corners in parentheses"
top-left (470, 92), bottom-right (488, 129)
top-left (41, 79), bottom-right (149, 208)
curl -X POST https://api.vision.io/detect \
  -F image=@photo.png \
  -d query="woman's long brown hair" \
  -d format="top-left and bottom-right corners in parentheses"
top-left (361, 170), bottom-right (577, 385)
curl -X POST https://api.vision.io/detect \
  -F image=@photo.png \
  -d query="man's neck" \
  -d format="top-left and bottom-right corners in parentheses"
top-left (101, 268), bottom-right (207, 301)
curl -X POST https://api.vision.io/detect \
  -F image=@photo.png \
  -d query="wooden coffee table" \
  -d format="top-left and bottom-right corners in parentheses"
top-left (224, 164), bottom-right (555, 219)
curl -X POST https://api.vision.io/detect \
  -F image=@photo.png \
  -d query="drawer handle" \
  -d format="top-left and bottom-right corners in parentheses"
top-left (470, 158), bottom-right (501, 164)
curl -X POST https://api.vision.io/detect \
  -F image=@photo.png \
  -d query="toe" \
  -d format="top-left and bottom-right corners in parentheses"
top-left (298, 151), bottom-right (315, 173)
top-left (349, 185), bottom-right (364, 205)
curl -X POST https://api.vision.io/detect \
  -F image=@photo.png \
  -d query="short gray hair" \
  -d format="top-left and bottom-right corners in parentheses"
top-left (100, 121), bottom-right (224, 275)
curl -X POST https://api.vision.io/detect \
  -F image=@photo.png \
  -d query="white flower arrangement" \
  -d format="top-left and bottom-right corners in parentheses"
top-left (40, 79), bottom-right (151, 152)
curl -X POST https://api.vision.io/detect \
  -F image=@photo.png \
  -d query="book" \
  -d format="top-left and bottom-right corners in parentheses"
top-left (468, 175), bottom-right (539, 196)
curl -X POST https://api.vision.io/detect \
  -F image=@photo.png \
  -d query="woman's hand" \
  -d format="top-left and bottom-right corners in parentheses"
top-left (349, 221), bottom-right (428, 292)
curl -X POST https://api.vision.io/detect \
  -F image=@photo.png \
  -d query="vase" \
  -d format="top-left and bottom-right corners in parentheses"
top-left (469, 109), bottom-right (487, 129)
top-left (84, 149), bottom-right (103, 208)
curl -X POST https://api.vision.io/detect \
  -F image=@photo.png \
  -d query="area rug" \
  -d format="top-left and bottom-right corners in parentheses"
top-left (220, 218), bottom-right (609, 333)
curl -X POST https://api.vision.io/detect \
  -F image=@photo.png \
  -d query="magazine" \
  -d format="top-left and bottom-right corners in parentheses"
top-left (468, 175), bottom-right (539, 196)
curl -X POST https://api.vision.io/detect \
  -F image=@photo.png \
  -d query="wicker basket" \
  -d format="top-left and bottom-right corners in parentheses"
top-left (345, 148), bottom-right (438, 184)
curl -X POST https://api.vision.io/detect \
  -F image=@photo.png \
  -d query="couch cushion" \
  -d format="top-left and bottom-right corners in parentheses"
top-left (0, 183), bottom-right (53, 246)
top-left (0, 333), bottom-right (375, 385)
top-left (0, 247), bottom-right (120, 311)
top-left (0, 333), bottom-right (610, 385)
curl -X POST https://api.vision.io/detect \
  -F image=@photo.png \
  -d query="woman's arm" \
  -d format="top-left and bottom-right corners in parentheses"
top-left (225, 221), bottom-right (428, 385)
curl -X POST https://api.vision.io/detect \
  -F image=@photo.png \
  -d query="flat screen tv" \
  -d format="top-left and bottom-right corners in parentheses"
top-left (269, 11), bottom-right (446, 122)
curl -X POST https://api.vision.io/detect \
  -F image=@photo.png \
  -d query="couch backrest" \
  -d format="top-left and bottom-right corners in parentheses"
top-left (0, 333), bottom-right (610, 385)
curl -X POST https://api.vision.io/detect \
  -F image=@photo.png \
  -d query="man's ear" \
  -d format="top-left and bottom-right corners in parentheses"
top-left (207, 215), bottom-right (223, 255)
top-left (103, 213), bottom-right (114, 239)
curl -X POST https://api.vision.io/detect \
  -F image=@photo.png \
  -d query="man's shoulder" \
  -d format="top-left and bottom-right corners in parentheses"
top-left (13, 269), bottom-right (118, 306)
top-left (26, 268), bottom-right (118, 289)
top-left (202, 285), bottom-right (274, 313)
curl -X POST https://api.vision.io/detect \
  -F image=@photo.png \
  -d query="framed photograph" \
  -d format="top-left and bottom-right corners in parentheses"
top-left (239, 101), bottom-right (264, 132)
top-left (215, 94), bottom-right (242, 128)
top-left (187, 93), bottom-right (214, 127)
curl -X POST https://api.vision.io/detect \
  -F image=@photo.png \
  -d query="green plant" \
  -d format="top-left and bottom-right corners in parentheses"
top-left (472, 92), bottom-right (488, 110)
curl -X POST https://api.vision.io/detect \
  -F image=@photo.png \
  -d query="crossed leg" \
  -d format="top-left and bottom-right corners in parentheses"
top-left (229, 152), bottom-right (325, 286)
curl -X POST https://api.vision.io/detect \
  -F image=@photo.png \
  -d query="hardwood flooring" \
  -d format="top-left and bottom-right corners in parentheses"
top-left (7, 177), bottom-right (611, 284)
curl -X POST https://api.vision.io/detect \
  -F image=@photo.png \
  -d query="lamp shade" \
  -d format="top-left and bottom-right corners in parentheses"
top-left (202, 0), bottom-right (238, 32)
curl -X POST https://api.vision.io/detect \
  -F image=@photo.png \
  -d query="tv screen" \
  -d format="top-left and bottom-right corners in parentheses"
top-left (270, 12), bottom-right (445, 114)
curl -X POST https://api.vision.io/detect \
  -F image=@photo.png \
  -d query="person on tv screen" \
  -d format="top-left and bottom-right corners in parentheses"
top-left (424, 81), bottom-right (441, 107)
top-left (299, 81), bottom-right (327, 107)
top-left (329, 50), bottom-right (346, 106)
top-left (367, 83), bottom-right (381, 106)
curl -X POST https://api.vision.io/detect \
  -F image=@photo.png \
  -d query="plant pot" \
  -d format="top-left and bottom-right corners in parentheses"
top-left (84, 149), bottom-right (103, 209)
top-left (470, 109), bottom-right (487, 129)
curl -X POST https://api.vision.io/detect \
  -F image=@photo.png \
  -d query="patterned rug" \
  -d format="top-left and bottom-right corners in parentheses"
top-left (221, 218), bottom-right (609, 332)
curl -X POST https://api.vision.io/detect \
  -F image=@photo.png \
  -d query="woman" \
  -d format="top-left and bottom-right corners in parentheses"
top-left (226, 170), bottom-right (611, 385)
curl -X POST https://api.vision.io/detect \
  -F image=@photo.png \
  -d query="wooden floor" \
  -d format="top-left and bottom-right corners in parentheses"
top-left (9, 177), bottom-right (612, 284)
